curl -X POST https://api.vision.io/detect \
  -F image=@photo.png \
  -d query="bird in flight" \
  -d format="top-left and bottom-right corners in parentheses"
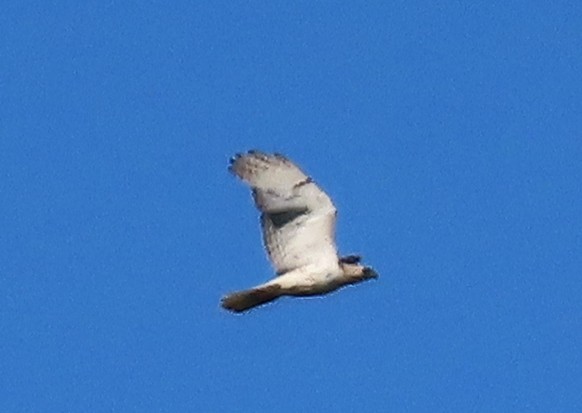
top-left (222, 150), bottom-right (378, 313)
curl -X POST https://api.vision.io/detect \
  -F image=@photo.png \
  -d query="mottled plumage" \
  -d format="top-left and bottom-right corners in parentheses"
top-left (222, 150), bottom-right (378, 312)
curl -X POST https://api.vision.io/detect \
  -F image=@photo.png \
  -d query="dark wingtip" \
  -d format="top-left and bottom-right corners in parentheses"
top-left (228, 153), bottom-right (243, 175)
top-left (229, 152), bottom-right (242, 164)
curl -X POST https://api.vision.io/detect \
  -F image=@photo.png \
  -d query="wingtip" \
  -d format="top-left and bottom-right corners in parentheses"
top-left (228, 149), bottom-right (273, 173)
top-left (247, 149), bottom-right (268, 158)
top-left (228, 153), bottom-right (244, 175)
top-left (229, 152), bottom-right (242, 163)
top-left (228, 149), bottom-right (263, 164)
top-left (229, 150), bottom-right (285, 162)
top-left (273, 152), bottom-right (291, 163)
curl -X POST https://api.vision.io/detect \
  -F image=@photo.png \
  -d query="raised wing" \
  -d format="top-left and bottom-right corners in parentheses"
top-left (229, 150), bottom-right (339, 275)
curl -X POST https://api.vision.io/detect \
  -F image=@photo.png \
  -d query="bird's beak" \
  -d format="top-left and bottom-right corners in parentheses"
top-left (364, 267), bottom-right (379, 279)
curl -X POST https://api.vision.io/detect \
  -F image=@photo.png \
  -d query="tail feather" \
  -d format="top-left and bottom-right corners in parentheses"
top-left (221, 284), bottom-right (282, 313)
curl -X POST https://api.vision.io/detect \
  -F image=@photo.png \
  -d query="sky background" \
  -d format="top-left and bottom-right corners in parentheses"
top-left (2, 2), bottom-right (582, 412)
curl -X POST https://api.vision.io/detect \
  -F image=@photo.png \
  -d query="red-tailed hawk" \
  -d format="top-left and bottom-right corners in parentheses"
top-left (222, 150), bottom-right (378, 312)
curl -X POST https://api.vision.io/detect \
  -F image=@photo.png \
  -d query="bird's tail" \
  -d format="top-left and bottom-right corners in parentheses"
top-left (221, 284), bottom-right (282, 313)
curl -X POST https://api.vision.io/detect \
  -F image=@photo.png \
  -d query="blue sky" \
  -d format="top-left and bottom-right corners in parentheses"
top-left (2, 2), bottom-right (582, 412)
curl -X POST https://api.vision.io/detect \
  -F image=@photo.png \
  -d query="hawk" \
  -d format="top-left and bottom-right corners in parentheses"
top-left (221, 150), bottom-right (378, 312)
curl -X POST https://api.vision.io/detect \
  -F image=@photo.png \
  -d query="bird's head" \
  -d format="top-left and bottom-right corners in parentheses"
top-left (339, 255), bottom-right (379, 284)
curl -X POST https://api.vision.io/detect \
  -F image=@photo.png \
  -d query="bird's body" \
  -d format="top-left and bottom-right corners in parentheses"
top-left (222, 150), bottom-right (378, 312)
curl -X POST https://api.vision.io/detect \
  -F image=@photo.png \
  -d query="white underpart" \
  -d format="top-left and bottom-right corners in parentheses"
top-left (258, 262), bottom-right (344, 295)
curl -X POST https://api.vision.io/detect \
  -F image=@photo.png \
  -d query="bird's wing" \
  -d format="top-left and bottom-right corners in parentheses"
top-left (229, 150), bottom-right (339, 275)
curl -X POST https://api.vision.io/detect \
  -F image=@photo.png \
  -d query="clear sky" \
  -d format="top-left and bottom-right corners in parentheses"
top-left (2, 2), bottom-right (581, 412)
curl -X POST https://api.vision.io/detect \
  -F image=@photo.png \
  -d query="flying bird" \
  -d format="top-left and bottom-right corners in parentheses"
top-left (222, 150), bottom-right (378, 312)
